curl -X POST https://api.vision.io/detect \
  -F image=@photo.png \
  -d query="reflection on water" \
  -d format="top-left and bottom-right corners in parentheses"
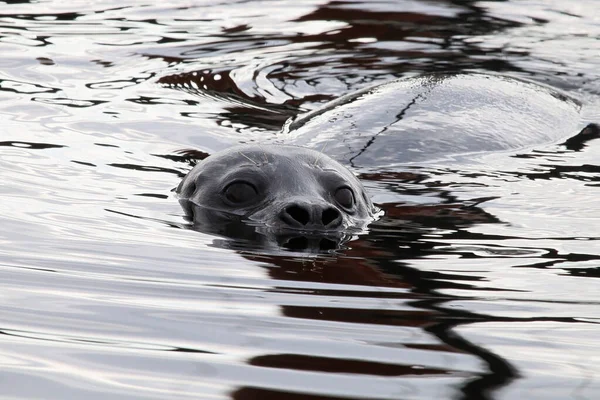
top-left (1, 0), bottom-right (600, 399)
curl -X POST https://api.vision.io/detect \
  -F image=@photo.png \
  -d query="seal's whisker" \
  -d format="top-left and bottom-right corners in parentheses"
top-left (313, 141), bottom-right (328, 167)
top-left (239, 151), bottom-right (259, 166)
top-left (258, 143), bottom-right (269, 164)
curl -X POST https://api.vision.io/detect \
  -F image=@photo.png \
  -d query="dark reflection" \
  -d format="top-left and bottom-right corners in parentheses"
top-left (227, 232), bottom-right (521, 400)
top-left (106, 208), bottom-right (186, 231)
top-left (87, 74), bottom-right (156, 90)
top-left (226, 201), bottom-right (537, 399)
top-left (233, 388), bottom-right (364, 400)
top-left (35, 57), bottom-right (54, 65)
top-left (503, 162), bottom-right (600, 182)
top-left (292, 0), bottom-right (524, 75)
top-left (0, 0), bottom-right (35, 4)
top-left (32, 97), bottom-right (107, 107)
top-left (135, 193), bottom-right (168, 199)
top-left (566, 266), bottom-right (600, 278)
top-left (0, 10), bottom-right (82, 21)
top-left (427, 321), bottom-right (519, 399)
top-left (250, 353), bottom-right (451, 376)
top-left (71, 160), bottom-right (96, 167)
top-left (0, 329), bottom-right (216, 354)
top-left (0, 79), bottom-right (59, 95)
top-left (108, 162), bottom-right (184, 177)
top-left (153, 149), bottom-right (210, 166)
top-left (0, 4), bottom-right (135, 22)
top-left (510, 248), bottom-right (600, 273)
top-left (159, 69), bottom-right (300, 131)
top-left (562, 123), bottom-right (600, 151)
top-left (94, 142), bottom-right (120, 148)
top-left (375, 204), bottom-right (499, 240)
top-left (159, 69), bottom-right (299, 114)
top-left (257, 203), bottom-right (504, 289)
top-left (0, 141), bottom-right (65, 149)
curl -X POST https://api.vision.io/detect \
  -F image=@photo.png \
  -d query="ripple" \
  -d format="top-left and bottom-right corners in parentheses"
top-left (0, 78), bottom-right (59, 94)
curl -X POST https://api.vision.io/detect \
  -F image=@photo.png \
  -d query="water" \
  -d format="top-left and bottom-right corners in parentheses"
top-left (1, 0), bottom-right (599, 399)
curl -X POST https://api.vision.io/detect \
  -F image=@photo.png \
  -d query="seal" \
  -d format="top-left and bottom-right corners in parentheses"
top-left (175, 73), bottom-right (598, 252)
top-left (176, 144), bottom-right (377, 237)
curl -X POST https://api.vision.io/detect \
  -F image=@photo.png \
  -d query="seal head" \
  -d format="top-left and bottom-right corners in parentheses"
top-left (177, 145), bottom-right (376, 239)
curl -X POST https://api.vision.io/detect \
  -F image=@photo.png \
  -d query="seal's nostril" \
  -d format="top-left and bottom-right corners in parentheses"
top-left (284, 205), bottom-right (310, 226)
top-left (322, 207), bottom-right (341, 226)
top-left (280, 203), bottom-right (342, 229)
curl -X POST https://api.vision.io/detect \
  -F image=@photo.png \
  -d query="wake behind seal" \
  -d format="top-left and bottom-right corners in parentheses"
top-left (280, 73), bottom-right (590, 167)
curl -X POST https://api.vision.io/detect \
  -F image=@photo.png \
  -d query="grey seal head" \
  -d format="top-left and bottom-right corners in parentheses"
top-left (176, 144), bottom-right (377, 236)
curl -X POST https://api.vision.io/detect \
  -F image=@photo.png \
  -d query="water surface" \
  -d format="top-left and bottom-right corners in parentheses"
top-left (1, 1), bottom-right (599, 399)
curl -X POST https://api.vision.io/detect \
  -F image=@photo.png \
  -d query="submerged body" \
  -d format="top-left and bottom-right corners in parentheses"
top-left (281, 73), bottom-right (582, 167)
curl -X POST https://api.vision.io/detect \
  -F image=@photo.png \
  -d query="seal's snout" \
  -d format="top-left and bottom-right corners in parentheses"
top-left (279, 202), bottom-right (342, 230)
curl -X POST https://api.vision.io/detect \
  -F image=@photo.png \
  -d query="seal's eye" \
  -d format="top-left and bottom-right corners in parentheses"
top-left (224, 182), bottom-right (258, 204)
top-left (334, 187), bottom-right (354, 209)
